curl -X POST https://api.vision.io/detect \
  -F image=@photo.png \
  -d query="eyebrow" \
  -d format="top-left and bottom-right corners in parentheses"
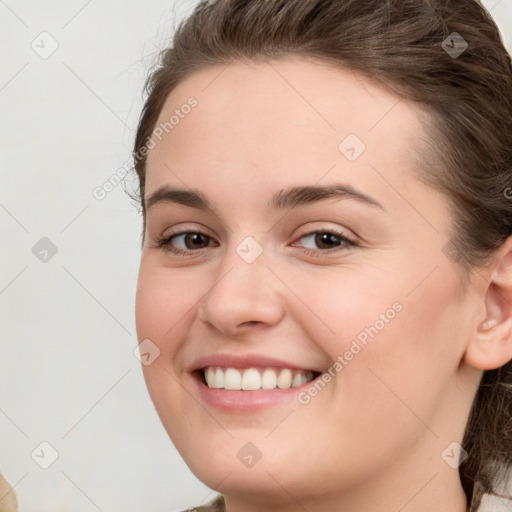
top-left (145, 183), bottom-right (385, 213)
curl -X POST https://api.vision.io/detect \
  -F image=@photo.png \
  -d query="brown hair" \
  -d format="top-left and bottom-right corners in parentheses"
top-left (131, 0), bottom-right (512, 506)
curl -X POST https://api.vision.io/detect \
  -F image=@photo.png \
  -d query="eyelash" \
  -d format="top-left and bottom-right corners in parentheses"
top-left (153, 228), bottom-right (357, 257)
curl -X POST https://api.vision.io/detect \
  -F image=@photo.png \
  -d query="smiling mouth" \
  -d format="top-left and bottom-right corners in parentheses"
top-left (196, 366), bottom-right (322, 391)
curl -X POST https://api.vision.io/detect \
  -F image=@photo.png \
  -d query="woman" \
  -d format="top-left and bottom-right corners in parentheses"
top-left (132, 0), bottom-right (512, 511)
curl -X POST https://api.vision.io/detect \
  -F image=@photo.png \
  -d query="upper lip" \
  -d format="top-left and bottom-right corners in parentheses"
top-left (189, 353), bottom-right (324, 373)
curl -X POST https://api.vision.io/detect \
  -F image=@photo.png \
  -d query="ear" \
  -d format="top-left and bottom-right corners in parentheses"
top-left (463, 235), bottom-right (512, 371)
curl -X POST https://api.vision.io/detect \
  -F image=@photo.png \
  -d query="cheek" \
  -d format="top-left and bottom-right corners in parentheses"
top-left (135, 265), bottom-right (196, 348)
top-left (330, 271), bottom-right (467, 437)
top-left (135, 267), bottom-right (193, 434)
top-left (290, 264), bottom-right (405, 347)
top-left (297, 261), bottom-right (464, 426)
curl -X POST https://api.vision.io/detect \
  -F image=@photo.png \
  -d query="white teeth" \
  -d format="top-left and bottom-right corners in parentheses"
top-left (224, 368), bottom-right (242, 390)
top-left (205, 367), bottom-right (222, 388)
top-left (202, 366), bottom-right (316, 391)
top-left (241, 368), bottom-right (261, 390)
top-left (276, 368), bottom-right (292, 389)
top-left (261, 369), bottom-right (277, 389)
top-left (292, 373), bottom-right (303, 387)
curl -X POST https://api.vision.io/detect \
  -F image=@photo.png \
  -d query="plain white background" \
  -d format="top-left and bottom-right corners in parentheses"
top-left (0, 1), bottom-right (511, 511)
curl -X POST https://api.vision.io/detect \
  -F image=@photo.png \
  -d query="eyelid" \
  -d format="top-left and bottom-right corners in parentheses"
top-left (291, 227), bottom-right (357, 252)
top-left (293, 222), bottom-right (356, 240)
top-left (157, 222), bottom-right (355, 243)
top-left (158, 222), bottom-right (214, 239)
top-left (154, 224), bottom-right (358, 258)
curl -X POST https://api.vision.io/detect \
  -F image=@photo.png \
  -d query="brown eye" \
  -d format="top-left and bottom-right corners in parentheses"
top-left (294, 229), bottom-right (357, 255)
top-left (155, 231), bottom-right (215, 255)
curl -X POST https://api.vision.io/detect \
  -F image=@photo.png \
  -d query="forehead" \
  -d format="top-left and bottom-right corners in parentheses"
top-left (144, 57), bottom-right (431, 212)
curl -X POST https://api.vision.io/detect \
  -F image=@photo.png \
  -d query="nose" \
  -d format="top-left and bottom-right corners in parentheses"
top-left (196, 240), bottom-right (285, 336)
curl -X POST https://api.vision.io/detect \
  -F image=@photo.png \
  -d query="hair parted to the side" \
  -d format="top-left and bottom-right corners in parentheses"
top-left (131, 0), bottom-right (512, 507)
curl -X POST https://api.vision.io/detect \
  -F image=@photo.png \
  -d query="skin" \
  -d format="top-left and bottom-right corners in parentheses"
top-left (135, 56), bottom-right (512, 512)
top-left (0, 473), bottom-right (18, 512)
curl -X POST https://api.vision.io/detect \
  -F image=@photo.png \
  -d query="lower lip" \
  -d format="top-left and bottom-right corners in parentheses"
top-left (190, 371), bottom-right (319, 413)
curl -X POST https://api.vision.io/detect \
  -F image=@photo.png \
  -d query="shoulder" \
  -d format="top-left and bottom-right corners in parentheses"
top-left (469, 481), bottom-right (512, 512)
top-left (474, 493), bottom-right (512, 512)
top-left (0, 472), bottom-right (18, 512)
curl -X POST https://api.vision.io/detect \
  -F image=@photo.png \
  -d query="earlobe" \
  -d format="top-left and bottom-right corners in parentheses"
top-left (479, 318), bottom-right (497, 331)
top-left (464, 316), bottom-right (512, 370)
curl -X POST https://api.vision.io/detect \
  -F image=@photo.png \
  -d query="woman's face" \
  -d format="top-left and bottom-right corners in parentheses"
top-left (136, 57), bottom-right (482, 508)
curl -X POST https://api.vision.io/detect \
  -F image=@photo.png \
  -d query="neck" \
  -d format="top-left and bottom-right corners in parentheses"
top-left (222, 456), bottom-right (469, 512)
